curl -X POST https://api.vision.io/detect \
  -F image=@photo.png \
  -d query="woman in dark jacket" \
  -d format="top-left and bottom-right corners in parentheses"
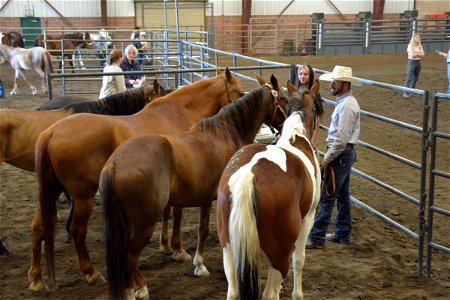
top-left (119, 44), bottom-right (146, 88)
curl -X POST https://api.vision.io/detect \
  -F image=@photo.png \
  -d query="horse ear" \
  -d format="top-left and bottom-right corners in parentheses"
top-left (225, 67), bottom-right (232, 82)
top-left (286, 80), bottom-right (297, 96)
top-left (269, 74), bottom-right (279, 90)
top-left (256, 74), bottom-right (266, 85)
top-left (310, 80), bottom-right (320, 97)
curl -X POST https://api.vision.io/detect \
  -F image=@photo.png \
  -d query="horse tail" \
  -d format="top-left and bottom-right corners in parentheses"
top-left (42, 50), bottom-right (54, 74)
top-left (35, 129), bottom-right (64, 285)
top-left (99, 162), bottom-right (128, 300)
top-left (228, 166), bottom-right (260, 300)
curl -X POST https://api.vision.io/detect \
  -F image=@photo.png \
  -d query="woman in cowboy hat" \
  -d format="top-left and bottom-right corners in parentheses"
top-left (306, 65), bottom-right (361, 249)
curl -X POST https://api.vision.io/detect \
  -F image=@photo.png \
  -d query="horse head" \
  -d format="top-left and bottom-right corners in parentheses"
top-left (286, 79), bottom-right (322, 143)
top-left (256, 74), bottom-right (290, 131)
top-left (217, 67), bottom-right (245, 106)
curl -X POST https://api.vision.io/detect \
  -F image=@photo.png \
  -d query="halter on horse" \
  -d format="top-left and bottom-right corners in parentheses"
top-left (216, 80), bottom-right (324, 300)
top-left (29, 68), bottom-right (244, 292)
top-left (0, 45), bottom-right (53, 95)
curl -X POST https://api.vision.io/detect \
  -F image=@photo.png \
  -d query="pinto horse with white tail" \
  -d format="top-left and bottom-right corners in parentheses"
top-left (99, 74), bottom-right (289, 300)
top-left (216, 80), bottom-right (324, 300)
top-left (0, 45), bottom-right (53, 95)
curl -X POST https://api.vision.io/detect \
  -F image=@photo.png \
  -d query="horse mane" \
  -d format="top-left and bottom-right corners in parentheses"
top-left (63, 87), bottom-right (150, 115)
top-left (196, 87), bottom-right (265, 143)
top-left (279, 111), bottom-right (307, 145)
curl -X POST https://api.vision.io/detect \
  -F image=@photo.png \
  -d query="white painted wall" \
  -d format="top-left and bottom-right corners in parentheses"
top-left (0, 0), bottom-right (135, 17)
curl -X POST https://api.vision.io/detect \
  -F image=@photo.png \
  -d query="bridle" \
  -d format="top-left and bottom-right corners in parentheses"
top-left (264, 83), bottom-right (288, 133)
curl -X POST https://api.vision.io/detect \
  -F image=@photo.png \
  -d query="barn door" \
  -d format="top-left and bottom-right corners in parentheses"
top-left (135, 1), bottom-right (206, 31)
top-left (20, 17), bottom-right (41, 48)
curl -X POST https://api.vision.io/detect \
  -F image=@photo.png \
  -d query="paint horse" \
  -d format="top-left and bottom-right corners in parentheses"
top-left (73, 29), bottom-right (114, 68)
top-left (0, 82), bottom-right (168, 257)
top-left (33, 32), bottom-right (90, 71)
top-left (30, 68), bottom-right (244, 292)
top-left (216, 80), bottom-right (324, 300)
top-left (98, 74), bottom-right (289, 300)
top-left (0, 45), bottom-right (53, 95)
top-left (0, 31), bottom-right (24, 47)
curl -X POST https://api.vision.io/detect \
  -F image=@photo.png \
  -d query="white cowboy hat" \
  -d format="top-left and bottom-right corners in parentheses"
top-left (139, 32), bottom-right (146, 36)
top-left (319, 65), bottom-right (362, 86)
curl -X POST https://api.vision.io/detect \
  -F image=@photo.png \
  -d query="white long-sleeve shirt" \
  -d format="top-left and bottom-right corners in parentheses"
top-left (99, 64), bottom-right (126, 99)
top-left (324, 90), bottom-right (360, 164)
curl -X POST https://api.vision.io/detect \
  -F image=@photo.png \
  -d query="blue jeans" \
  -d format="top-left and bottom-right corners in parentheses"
top-left (309, 147), bottom-right (356, 245)
top-left (404, 59), bottom-right (422, 91)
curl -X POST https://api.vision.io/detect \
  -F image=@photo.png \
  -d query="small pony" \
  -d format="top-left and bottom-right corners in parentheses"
top-left (216, 80), bottom-right (323, 300)
top-left (0, 45), bottom-right (53, 95)
top-left (0, 31), bottom-right (24, 47)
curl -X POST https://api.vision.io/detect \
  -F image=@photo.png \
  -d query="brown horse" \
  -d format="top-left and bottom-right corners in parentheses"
top-left (30, 68), bottom-right (244, 291)
top-left (98, 74), bottom-right (289, 299)
top-left (216, 81), bottom-right (323, 300)
top-left (0, 31), bottom-right (24, 47)
top-left (0, 82), bottom-right (165, 172)
top-left (33, 32), bottom-right (90, 70)
top-left (0, 45), bottom-right (53, 95)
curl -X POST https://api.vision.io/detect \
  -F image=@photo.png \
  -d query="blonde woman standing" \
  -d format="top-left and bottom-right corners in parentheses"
top-left (99, 49), bottom-right (126, 99)
top-left (403, 33), bottom-right (425, 98)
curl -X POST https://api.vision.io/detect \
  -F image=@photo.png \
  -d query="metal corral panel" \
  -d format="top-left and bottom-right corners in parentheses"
top-left (208, 0), bottom-right (414, 16)
top-left (135, 1), bottom-right (206, 30)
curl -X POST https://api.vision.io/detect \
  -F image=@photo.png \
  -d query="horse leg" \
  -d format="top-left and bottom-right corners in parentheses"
top-left (159, 205), bottom-right (171, 255)
top-left (70, 196), bottom-right (105, 284)
top-left (291, 201), bottom-right (318, 300)
top-left (34, 68), bottom-right (47, 94)
top-left (193, 203), bottom-right (212, 276)
top-left (222, 244), bottom-right (238, 300)
top-left (129, 226), bottom-right (157, 300)
top-left (28, 207), bottom-right (47, 291)
top-left (170, 207), bottom-right (191, 262)
top-left (15, 69), bottom-right (37, 95)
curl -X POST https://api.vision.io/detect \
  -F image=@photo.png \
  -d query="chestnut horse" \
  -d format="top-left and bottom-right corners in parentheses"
top-left (98, 75), bottom-right (289, 300)
top-left (0, 31), bottom-right (24, 47)
top-left (216, 81), bottom-right (324, 300)
top-left (33, 32), bottom-right (90, 71)
top-left (30, 68), bottom-right (244, 291)
top-left (0, 82), bottom-right (166, 172)
top-left (0, 45), bottom-right (53, 95)
top-left (0, 83), bottom-right (167, 257)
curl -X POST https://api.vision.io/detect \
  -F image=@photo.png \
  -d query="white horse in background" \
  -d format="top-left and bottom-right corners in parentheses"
top-left (0, 45), bottom-right (53, 95)
top-left (73, 29), bottom-right (114, 68)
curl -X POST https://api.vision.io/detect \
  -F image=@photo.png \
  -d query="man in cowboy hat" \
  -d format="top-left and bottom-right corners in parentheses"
top-left (436, 35), bottom-right (450, 94)
top-left (306, 65), bottom-right (361, 249)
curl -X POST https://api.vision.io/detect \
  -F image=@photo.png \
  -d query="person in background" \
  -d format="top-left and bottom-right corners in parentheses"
top-left (133, 31), bottom-right (151, 65)
top-left (119, 44), bottom-right (146, 89)
top-left (99, 49), bottom-right (126, 99)
top-left (306, 65), bottom-right (361, 249)
top-left (436, 36), bottom-right (450, 94)
top-left (403, 33), bottom-right (425, 98)
top-left (295, 64), bottom-right (324, 148)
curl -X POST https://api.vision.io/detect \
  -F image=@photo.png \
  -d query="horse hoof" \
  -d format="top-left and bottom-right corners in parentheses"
top-left (172, 250), bottom-right (191, 262)
top-left (159, 245), bottom-right (172, 255)
top-left (85, 270), bottom-right (106, 284)
top-left (28, 280), bottom-right (47, 292)
top-left (135, 285), bottom-right (150, 300)
top-left (194, 266), bottom-right (210, 277)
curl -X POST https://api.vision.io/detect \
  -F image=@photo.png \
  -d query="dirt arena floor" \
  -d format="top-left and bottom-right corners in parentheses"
top-left (0, 52), bottom-right (449, 299)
